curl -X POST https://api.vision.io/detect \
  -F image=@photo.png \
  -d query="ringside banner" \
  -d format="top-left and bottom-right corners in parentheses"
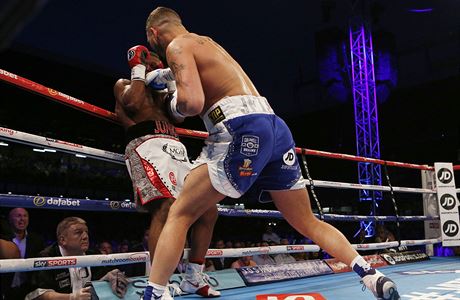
top-left (238, 260), bottom-right (332, 284)
top-left (434, 163), bottom-right (460, 246)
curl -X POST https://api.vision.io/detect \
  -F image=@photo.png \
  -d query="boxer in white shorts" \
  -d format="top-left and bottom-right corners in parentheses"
top-left (113, 45), bottom-right (220, 298)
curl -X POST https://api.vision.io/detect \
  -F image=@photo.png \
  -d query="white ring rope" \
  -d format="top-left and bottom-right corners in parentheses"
top-left (307, 180), bottom-right (435, 194)
top-left (1, 126), bottom-right (452, 194)
top-left (0, 127), bottom-right (124, 164)
top-left (0, 251), bottom-right (150, 273)
top-left (0, 238), bottom-right (441, 273)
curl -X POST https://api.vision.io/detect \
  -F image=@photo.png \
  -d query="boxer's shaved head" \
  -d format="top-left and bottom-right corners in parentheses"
top-left (146, 7), bottom-right (181, 31)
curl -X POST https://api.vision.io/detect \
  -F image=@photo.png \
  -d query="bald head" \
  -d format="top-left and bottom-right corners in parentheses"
top-left (9, 207), bottom-right (29, 233)
top-left (146, 7), bottom-right (182, 31)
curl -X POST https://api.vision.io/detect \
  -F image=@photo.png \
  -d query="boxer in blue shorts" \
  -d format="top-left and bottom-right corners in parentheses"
top-left (142, 7), bottom-right (400, 300)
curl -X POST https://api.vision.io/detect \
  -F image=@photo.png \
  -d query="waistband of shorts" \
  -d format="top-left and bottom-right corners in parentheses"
top-left (202, 95), bottom-right (274, 130)
top-left (125, 120), bottom-right (178, 143)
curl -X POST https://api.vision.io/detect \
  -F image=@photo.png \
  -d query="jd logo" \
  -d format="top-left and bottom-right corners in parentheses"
top-left (443, 221), bottom-right (459, 237)
top-left (440, 194), bottom-right (457, 210)
top-left (283, 149), bottom-right (296, 166)
top-left (437, 168), bottom-right (453, 184)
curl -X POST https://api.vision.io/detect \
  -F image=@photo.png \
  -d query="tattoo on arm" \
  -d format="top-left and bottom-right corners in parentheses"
top-left (170, 61), bottom-right (187, 86)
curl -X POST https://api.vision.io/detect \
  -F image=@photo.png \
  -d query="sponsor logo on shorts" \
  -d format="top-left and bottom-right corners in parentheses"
top-left (256, 293), bottom-right (326, 300)
top-left (240, 135), bottom-right (259, 156)
top-left (169, 172), bottom-right (177, 185)
top-left (239, 159), bottom-right (254, 176)
top-left (282, 149), bottom-right (296, 169)
top-left (162, 143), bottom-right (187, 162)
top-left (208, 106), bottom-right (226, 125)
top-left (153, 120), bottom-right (177, 137)
top-left (206, 249), bottom-right (224, 256)
top-left (34, 258), bottom-right (77, 268)
top-left (33, 196), bottom-right (46, 207)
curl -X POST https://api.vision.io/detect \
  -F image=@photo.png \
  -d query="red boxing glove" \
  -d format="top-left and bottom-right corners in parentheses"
top-left (127, 45), bottom-right (150, 69)
top-left (128, 45), bottom-right (150, 81)
top-left (149, 51), bottom-right (164, 70)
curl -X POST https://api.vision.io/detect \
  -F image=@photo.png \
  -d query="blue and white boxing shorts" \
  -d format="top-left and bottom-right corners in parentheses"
top-left (192, 95), bottom-right (307, 200)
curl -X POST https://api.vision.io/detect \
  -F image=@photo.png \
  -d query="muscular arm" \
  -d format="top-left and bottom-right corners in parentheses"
top-left (113, 79), bottom-right (147, 114)
top-left (0, 239), bottom-right (19, 258)
top-left (36, 291), bottom-right (73, 300)
top-left (166, 38), bottom-right (205, 116)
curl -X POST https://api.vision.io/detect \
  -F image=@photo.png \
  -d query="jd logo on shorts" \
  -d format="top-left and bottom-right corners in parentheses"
top-left (208, 106), bottom-right (226, 125)
top-left (443, 220), bottom-right (459, 237)
top-left (283, 149), bottom-right (296, 166)
top-left (440, 194), bottom-right (457, 210)
top-left (437, 168), bottom-right (453, 184)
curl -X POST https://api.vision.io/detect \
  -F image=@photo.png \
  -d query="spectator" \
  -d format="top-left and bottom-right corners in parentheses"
top-left (3, 208), bottom-right (45, 300)
top-left (125, 228), bottom-right (151, 277)
top-left (274, 238), bottom-right (296, 264)
top-left (262, 225), bottom-right (281, 244)
top-left (375, 224), bottom-right (395, 243)
top-left (209, 239), bottom-right (232, 270)
top-left (204, 259), bottom-right (216, 272)
top-left (26, 217), bottom-right (128, 299)
top-left (231, 256), bottom-right (257, 268)
top-left (98, 240), bottom-right (113, 255)
top-left (354, 228), bottom-right (369, 245)
top-left (253, 241), bottom-right (275, 265)
top-left (117, 240), bottom-right (130, 253)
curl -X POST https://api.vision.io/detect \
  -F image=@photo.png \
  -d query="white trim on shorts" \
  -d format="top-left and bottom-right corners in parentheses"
top-left (192, 95), bottom-right (275, 198)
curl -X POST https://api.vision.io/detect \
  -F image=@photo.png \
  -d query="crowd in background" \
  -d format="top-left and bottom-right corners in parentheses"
top-left (1, 206), bottom-right (423, 300)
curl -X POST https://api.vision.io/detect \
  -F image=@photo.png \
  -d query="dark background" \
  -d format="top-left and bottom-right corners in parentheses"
top-left (0, 0), bottom-right (459, 244)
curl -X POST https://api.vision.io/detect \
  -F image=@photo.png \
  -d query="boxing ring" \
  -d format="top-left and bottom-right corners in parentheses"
top-left (1, 68), bottom-right (460, 299)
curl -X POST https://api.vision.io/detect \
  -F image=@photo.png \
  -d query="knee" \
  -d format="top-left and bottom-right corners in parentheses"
top-left (197, 206), bottom-right (218, 226)
top-left (168, 202), bottom-right (200, 227)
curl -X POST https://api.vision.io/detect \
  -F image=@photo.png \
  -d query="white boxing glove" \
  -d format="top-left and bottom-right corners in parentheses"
top-left (166, 90), bottom-right (186, 123)
top-left (145, 68), bottom-right (175, 90)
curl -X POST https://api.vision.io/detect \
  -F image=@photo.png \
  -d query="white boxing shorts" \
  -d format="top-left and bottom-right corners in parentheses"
top-left (125, 120), bottom-right (191, 206)
top-left (193, 95), bottom-right (307, 200)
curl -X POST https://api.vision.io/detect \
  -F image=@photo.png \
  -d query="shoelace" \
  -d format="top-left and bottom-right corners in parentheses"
top-left (198, 272), bottom-right (211, 285)
top-left (360, 280), bottom-right (366, 292)
top-left (167, 283), bottom-right (183, 297)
